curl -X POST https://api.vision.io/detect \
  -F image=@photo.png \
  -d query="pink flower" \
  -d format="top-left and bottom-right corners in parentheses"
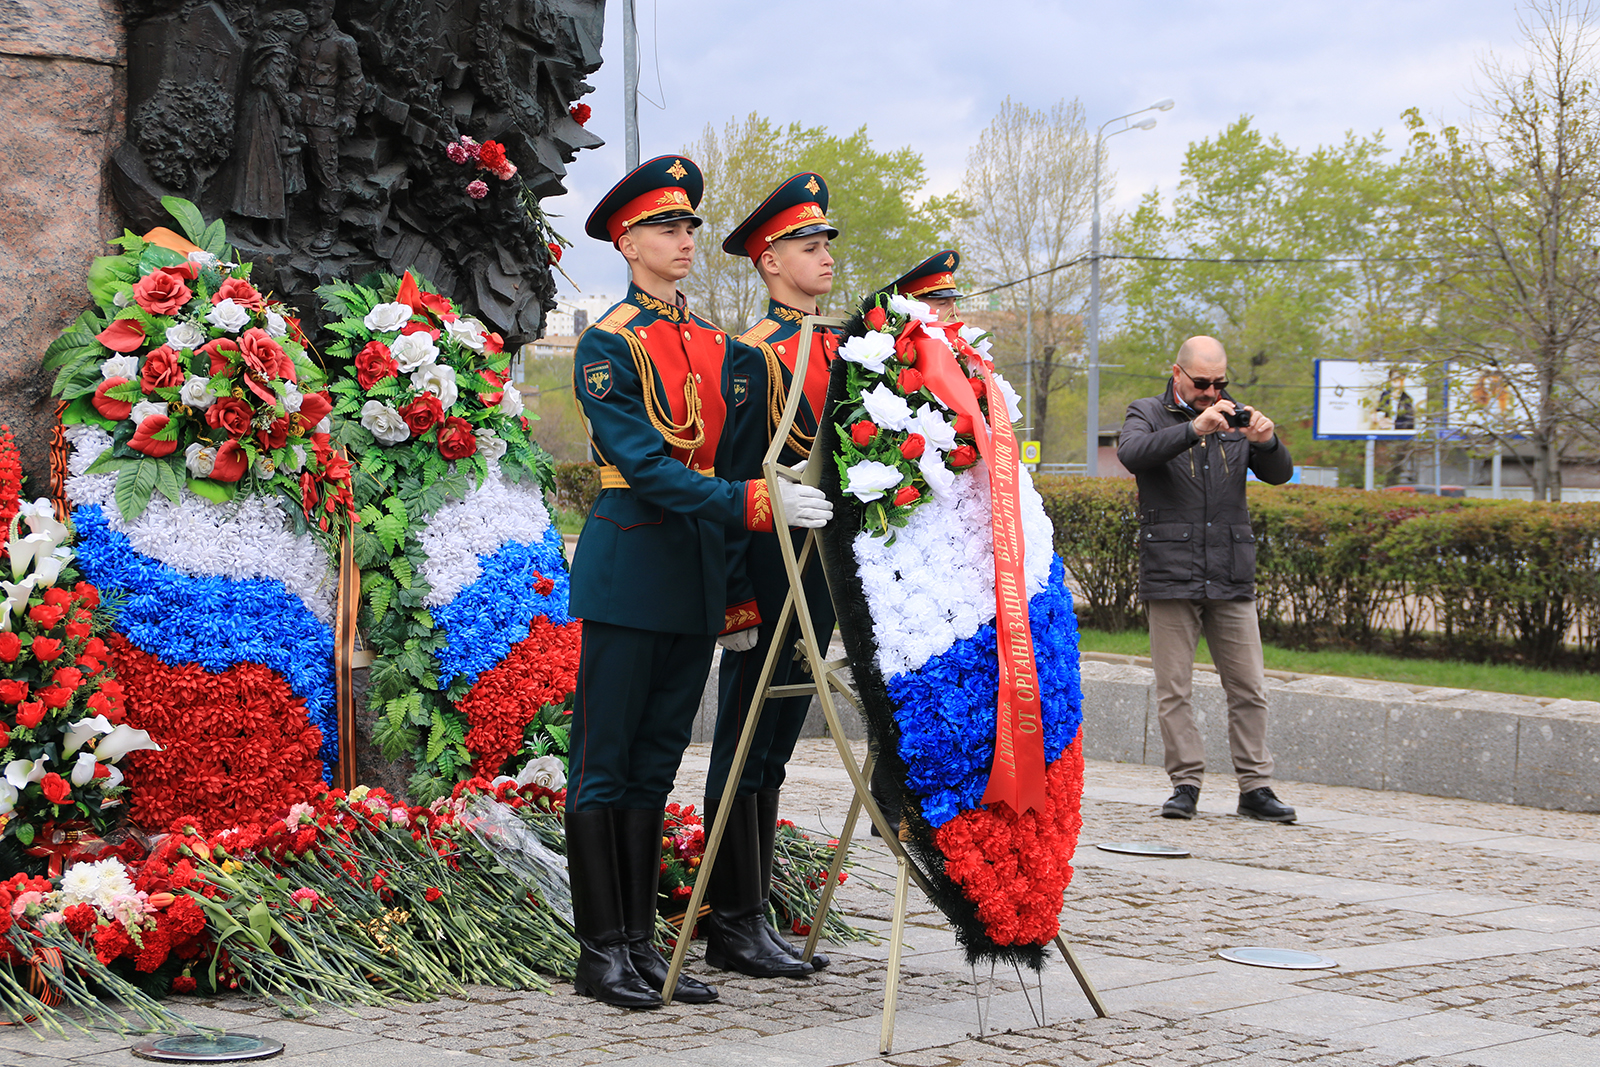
top-left (446, 141), bottom-right (470, 165)
top-left (466, 180), bottom-right (489, 200)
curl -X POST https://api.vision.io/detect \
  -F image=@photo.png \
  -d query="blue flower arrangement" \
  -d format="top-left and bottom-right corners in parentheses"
top-left (72, 504), bottom-right (339, 769)
top-left (885, 556), bottom-right (1083, 828)
top-left (434, 523), bottom-right (572, 690)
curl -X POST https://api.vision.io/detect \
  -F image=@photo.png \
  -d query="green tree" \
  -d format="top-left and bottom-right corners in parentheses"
top-left (680, 113), bottom-right (963, 332)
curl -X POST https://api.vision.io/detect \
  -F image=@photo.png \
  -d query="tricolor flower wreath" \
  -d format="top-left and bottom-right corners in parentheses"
top-left (321, 271), bottom-right (576, 801)
top-left (821, 293), bottom-right (1084, 967)
top-left (47, 200), bottom-right (345, 831)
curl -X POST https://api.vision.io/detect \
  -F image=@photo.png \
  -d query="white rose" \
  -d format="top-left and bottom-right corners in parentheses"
top-left (514, 755), bottom-right (567, 791)
top-left (445, 317), bottom-right (488, 352)
top-left (360, 400), bottom-right (411, 445)
top-left (839, 331), bottom-right (896, 374)
top-left (911, 405), bottom-right (958, 452)
top-left (282, 382), bottom-right (304, 412)
top-left (844, 459), bottom-right (905, 502)
top-left (130, 400), bottom-right (168, 425)
top-left (185, 442), bottom-right (216, 477)
top-left (498, 387), bottom-right (524, 418)
top-left (180, 375), bottom-right (219, 410)
top-left (860, 383), bottom-right (915, 432)
top-left (101, 354), bottom-right (140, 380)
top-left (918, 449), bottom-right (957, 498)
top-left (165, 321), bottom-right (206, 351)
top-left (187, 250), bottom-right (220, 270)
top-left (363, 302), bottom-right (414, 333)
top-left (315, 417), bottom-right (331, 434)
top-left (474, 429), bottom-right (507, 463)
top-left (411, 362), bottom-right (458, 409)
top-left (207, 298), bottom-right (250, 333)
top-left (265, 310), bottom-right (288, 338)
top-left (888, 293), bottom-right (935, 321)
top-left (390, 331), bottom-right (439, 372)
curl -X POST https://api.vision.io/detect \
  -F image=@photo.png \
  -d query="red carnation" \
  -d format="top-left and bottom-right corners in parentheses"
top-left (399, 393), bottom-right (445, 436)
top-left (893, 485), bottom-right (920, 506)
top-left (949, 444), bottom-right (978, 468)
top-left (0, 632), bottom-right (19, 663)
top-left (131, 269), bottom-right (193, 316)
top-left (897, 367), bottom-right (925, 395)
top-left (547, 241), bottom-right (562, 263)
top-left (850, 420), bottom-right (877, 447)
top-left (864, 306), bottom-right (888, 332)
top-left (92, 377), bottom-right (134, 422)
top-left (30, 637), bottom-right (62, 662)
top-left (569, 103), bottom-right (591, 125)
top-left (899, 433), bottom-right (926, 460)
top-left (40, 772), bottom-right (71, 805)
top-left (477, 141), bottom-right (508, 171)
top-left (172, 975), bottom-right (198, 994)
top-left (424, 887), bottom-right (443, 903)
top-left (212, 276), bottom-right (264, 311)
top-left (129, 414), bottom-right (179, 458)
top-left (355, 341), bottom-right (398, 389)
top-left (63, 903), bottom-right (96, 936)
top-left (93, 920), bottom-right (134, 965)
top-left (436, 416), bottom-right (477, 460)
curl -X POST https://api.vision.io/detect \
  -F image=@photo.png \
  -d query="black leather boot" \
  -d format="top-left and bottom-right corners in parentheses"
top-left (613, 809), bottom-right (717, 1003)
top-left (564, 808), bottom-right (661, 1009)
top-left (756, 788), bottom-right (828, 970)
top-left (702, 794), bottom-right (812, 979)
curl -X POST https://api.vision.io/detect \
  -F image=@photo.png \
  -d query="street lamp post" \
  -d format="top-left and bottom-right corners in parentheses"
top-left (1086, 98), bottom-right (1173, 475)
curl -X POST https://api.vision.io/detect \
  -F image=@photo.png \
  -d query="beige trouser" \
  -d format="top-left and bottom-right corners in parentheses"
top-left (1147, 597), bottom-right (1275, 793)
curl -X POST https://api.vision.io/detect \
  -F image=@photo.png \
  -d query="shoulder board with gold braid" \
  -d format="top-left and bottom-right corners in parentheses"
top-left (593, 304), bottom-right (641, 334)
top-left (737, 318), bottom-right (781, 346)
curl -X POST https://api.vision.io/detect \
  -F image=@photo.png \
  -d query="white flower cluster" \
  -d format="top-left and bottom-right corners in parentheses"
top-left (64, 426), bottom-right (338, 623)
top-left (854, 457), bottom-right (1054, 679)
top-left (56, 857), bottom-right (136, 911)
top-left (415, 473), bottom-right (553, 607)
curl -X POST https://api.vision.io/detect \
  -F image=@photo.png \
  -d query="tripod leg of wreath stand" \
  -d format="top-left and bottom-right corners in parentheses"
top-left (798, 736), bottom-right (869, 964)
top-left (1054, 935), bottom-right (1109, 1018)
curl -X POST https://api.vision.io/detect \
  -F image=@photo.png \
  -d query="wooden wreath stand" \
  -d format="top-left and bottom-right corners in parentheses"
top-left (661, 316), bottom-right (1107, 1049)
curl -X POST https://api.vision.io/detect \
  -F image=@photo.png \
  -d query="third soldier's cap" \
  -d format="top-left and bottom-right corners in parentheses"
top-left (885, 250), bottom-right (963, 300)
top-left (723, 172), bottom-right (838, 260)
top-left (585, 155), bottom-right (705, 245)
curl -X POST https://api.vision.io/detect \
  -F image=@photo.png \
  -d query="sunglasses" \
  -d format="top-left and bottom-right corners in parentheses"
top-left (1177, 365), bottom-right (1229, 392)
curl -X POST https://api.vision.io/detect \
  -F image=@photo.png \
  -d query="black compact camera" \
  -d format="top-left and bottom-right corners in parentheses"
top-left (1225, 405), bottom-right (1253, 429)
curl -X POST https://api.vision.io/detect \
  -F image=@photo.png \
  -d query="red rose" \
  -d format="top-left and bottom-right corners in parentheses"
top-left (899, 433), bottom-right (926, 460)
top-left (895, 333), bottom-right (919, 365)
top-left (29, 603), bottom-right (65, 629)
top-left (0, 723), bottom-right (8, 748)
top-left (949, 444), bottom-right (979, 468)
top-left (478, 369), bottom-right (506, 406)
top-left (399, 393), bottom-right (444, 435)
top-left (299, 471), bottom-right (320, 519)
top-left (129, 414), bottom-right (179, 458)
top-left (201, 337), bottom-right (240, 376)
top-left (355, 341), bottom-right (398, 389)
top-left (81, 636), bottom-right (108, 659)
top-left (87, 690), bottom-right (122, 723)
top-left (39, 685), bottom-right (74, 709)
top-left (0, 633), bottom-right (19, 662)
top-left (92, 377), bottom-right (134, 421)
top-left (96, 318), bottom-right (146, 353)
top-left (969, 376), bottom-right (987, 399)
top-left (570, 102), bottom-right (591, 125)
top-left (51, 668), bottom-right (83, 692)
top-left (15, 701), bottom-right (46, 728)
top-left (436, 416), bottom-right (477, 460)
top-left (897, 367), bottom-right (925, 394)
top-left (74, 583), bottom-right (100, 609)
top-left (850, 420), bottom-right (878, 447)
top-left (209, 440), bottom-right (248, 482)
top-left (206, 397), bottom-right (253, 438)
top-left (237, 328), bottom-right (295, 402)
top-left (140, 345), bottom-right (186, 392)
top-left (31, 637), bottom-right (63, 662)
top-left (484, 331), bottom-right (505, 355)
top-left (0, 679), bottom-right (27, 704)
top-left (65, 621), bottom-right (92, 640)
top-left (40, 772), bottom-right (71, 805)
top-left (893, 485), bottom-right (920, 506)
top-left (212, 277), bottom-right (264, 311)
top-left (864, 306), bottom-right (888, 332)
top-left (131, 268), bottom-right (194, 315)
top-left (43, 588), bottom-right (72, 607)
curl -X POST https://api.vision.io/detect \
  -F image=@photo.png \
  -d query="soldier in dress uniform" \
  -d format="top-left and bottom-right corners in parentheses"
top-left (702, 173), bottom-right (841, 979)
top-left (566, 155), bottom-right (833, 1009)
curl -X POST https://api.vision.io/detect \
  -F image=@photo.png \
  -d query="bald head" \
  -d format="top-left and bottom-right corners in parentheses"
top-left (1176, 336), bottom-right (1227, 370)
top-left (1173, 336), bottom-right (1229, 409)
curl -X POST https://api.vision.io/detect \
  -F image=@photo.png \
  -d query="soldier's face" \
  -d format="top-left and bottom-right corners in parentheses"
top-left (923, 296), bottom-right (957, 321)
top-left (765, 236), bottom-right (834, 299)
top-left (621, 220), bottom-right (697, 283)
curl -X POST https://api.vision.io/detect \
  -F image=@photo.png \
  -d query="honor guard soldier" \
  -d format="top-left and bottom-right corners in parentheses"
top-left (887, 250), bottom-right (964, 323)
top-left (567, 156), bottom-right (833, 1009)
top-left (704, 173), bottom-right (840, 979)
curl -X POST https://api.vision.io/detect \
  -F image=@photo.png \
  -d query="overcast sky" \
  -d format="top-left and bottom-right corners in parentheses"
top-left (546, 0), bottom-right (1531, 308)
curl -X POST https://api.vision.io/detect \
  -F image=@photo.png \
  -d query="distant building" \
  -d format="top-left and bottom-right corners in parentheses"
top-left (544, 293), bottom-right (619, 337)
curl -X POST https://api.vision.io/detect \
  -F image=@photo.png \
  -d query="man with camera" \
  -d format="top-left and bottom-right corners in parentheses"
top-left (1117, 336), bottom-right (1297, 823)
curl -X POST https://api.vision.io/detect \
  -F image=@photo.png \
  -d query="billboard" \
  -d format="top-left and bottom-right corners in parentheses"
top-left (1313, 360), bottom-right (1433, 439)
top-left (1444, 363), bottom-right (1535, 439)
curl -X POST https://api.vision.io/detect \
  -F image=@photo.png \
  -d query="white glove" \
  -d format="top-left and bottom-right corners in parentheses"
top-left (718, 628), bottom-right (758, 652)
top-left (775, 479), bottom-right (832, 528)
top-left (790, 458), bottom-right (809, 474)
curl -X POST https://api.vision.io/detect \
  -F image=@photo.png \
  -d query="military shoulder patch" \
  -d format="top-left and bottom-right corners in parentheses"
top-left (738, 319), bottom-right (780, 345)
top-left (582, 359), bottom-right (612, 399)
top-left (594, 304), bottom-right (640, 334)
top-left (733, 374), bottom-right (749, 406)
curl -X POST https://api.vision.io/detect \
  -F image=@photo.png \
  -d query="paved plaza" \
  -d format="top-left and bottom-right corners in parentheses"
top-left (5, 739), bottom-right (1598, 1067)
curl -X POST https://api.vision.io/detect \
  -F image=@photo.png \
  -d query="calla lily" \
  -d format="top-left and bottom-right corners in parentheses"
top-left (71, 751), bottom-right (99, 787)
top-left (103, 764), bottom-right (124, 792)
top-left (17, 499), bottom-right (69, 543)
top-left (95, 724), bottom-right (162, 764)
top-left (62, 715), bottom-right (114, 756)
top-left (33, 547), bottom-right (73, 587)
top-left (8, 532), bottom-right (60, 581)
top-left (0, 782), bottom-right (16, 816)
top-left (5, 756), bottom-right (49, 790)
top-left (1, 577), bottom-right (36, 628)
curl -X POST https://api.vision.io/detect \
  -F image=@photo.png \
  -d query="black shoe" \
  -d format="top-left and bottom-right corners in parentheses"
top-left (756, 789), bottom-right (827, 971)
top-left (615, 809), bottom-right (717, 1003)
top-left (703, 795), bottom-right (813, 979)
top-left (564, 809), bottom-right (661, 1009)
top-left (1238, 787), bottom-right (1297, 823)
top-left (1161, 784), bottom-right (1200, 819)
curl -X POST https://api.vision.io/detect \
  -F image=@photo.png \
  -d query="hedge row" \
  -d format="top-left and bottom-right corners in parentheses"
top-left (553, 463), bottom-right (1600, 667)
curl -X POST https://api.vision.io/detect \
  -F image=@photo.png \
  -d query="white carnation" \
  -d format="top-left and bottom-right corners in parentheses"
top-left (390, 331), bottom-right (439, 372)
top-left (360, 400), bottom-right (411, 445)
top-left (411, 362), bottom-right (458, 409)
top-left (415, 475), bottom-right (553, 606)
top-left (207, 298), bottom-right (251, 333)
top-left (363, 302), bottom-right (414, 333)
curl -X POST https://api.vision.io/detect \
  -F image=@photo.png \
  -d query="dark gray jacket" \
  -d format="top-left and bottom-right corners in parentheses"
top-left (1116, 381), bottom-right (1293, 601)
